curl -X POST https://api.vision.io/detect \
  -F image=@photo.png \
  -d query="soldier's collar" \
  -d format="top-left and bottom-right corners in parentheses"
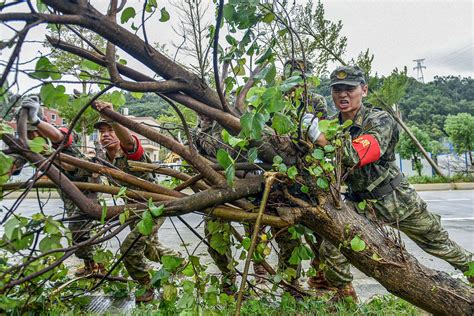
top-left (338, 104), bottom-right (366, 127)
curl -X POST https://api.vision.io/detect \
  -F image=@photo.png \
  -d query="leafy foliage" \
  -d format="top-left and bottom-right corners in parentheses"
top-left (444, 113), bottom-right (474, 161)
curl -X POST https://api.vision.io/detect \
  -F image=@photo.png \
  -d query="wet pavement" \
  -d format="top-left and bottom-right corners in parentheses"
top-left (1, 189), bottom-right (472, 311)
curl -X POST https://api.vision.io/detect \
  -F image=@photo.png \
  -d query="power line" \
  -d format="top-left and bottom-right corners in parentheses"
top-left (413, 58), bottom-right (426, 83)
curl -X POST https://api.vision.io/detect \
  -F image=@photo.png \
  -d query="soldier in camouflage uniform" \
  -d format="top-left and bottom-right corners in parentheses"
top-left (94, 101), bottom-right (180, 303)
top-left (304, 65), bottom-right (473, 301)
top-left (194, 114), bottom-right (238, 293)
top-left (20, 96), bottom-right (103, 276)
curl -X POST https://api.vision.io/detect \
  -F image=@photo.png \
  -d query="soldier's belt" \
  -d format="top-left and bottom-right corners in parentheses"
top-left (351, 173), bottom-right (403, 201)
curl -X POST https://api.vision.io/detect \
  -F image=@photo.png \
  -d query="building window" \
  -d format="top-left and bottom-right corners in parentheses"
top-left (153, 154), bottom-right (157, 161)
top-left (51, 114), bottom-right (56, 121)
top-left (62, 119), bottom-right (66, 125)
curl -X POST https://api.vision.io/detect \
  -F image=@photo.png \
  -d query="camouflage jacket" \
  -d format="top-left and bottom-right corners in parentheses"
top-left (337, 105), bottom-right (419, 221)
top-left (106, 135), bottom-right (155, 187)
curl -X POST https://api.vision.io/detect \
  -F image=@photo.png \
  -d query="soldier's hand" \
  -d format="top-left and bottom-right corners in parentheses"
top-left (20, 96), bottom-right (41, 124)
top-left (302, 113), bottom-right (322, 142)
top-left (94, 100), bottom-right (114, 119)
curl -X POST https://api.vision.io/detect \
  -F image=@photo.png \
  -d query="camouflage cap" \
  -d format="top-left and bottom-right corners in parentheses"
top-left (283, 58), bottom-right (313, 78)
top-left (330, 65), bottom-right (366, 86)
top-left (93, 119), bottom-right (113, 129)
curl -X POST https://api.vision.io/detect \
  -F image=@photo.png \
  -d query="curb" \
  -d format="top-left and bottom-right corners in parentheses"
top-left (412, 182), bottom-right (474, 191)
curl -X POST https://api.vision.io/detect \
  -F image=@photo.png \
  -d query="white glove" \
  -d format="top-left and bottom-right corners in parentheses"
top-left (21, 96), bottom-right (41, 124)
top-left (302, 113), bottom-right (321, 142)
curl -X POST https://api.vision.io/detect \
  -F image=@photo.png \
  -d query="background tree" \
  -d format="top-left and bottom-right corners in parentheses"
top-left (397, 125), bottom-right (432, 176)
top-left (445, 113), bottom-right (474, 167)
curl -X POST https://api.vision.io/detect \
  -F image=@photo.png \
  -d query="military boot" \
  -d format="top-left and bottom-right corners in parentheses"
top-left (328, 283), bottom-right (358, 304)
top-left (253, 262), bottom-right (267, 284)
top-left (74, 260), bottom-right (106, 276)
top-left (135, 276), bottom-right (155, 304)
top-left (307, 270), bottom-right (336, 291)
top-left (221, 274), bottom-right (237, 296)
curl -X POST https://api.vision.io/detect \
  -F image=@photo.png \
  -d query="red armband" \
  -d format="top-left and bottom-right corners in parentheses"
top-left (121, 134), bottom-right (144, 161)
top-left (53, 127), bottom-right (73, 148)
top-left (352, 134), bottom-right (380, 167)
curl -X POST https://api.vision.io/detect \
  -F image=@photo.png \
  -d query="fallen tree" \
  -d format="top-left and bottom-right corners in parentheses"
top-left (0, 1), bottom-right (472, 314)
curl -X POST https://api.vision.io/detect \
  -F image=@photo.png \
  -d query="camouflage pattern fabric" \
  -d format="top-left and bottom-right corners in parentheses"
top-left (55, 134), bottom-right (97, 261)
top-left (108, 149), bottom-right (179, 281)
top-left (195, 118), bottom-right (303, 280)
top-left (121, 216), bottom-right (181, 282)
top-left (319, 105), bottom-right (473, 287)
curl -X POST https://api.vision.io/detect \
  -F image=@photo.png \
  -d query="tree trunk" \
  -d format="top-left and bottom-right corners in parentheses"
top-left (294, 199), bottom-right (474, 315)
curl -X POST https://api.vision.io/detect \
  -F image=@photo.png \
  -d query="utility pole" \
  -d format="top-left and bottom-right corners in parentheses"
top-left (413, 58), bottom-right (426, 83)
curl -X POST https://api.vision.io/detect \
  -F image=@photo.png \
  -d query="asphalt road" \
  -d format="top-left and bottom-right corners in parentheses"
top-left (1, 189), bottom-right (473, 303)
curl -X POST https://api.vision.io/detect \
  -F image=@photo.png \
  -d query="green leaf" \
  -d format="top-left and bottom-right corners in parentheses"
top-left (130, 92), bottom-right (143, 99)
top-left (182, 263), bottom-right (195, 277)
top-left (358, 200), bottom-right (367, 211)
top-left (216, 149), bottom-right (233, 170)
top-left (318, 120), bottom-right (331, 134)
top-left (0, 152), bottom-right (13, 185)
top-left (371, 253), bottom-right (382, 261)
top-left (27, 137), bottom-right (46, 153)
top-left (223, 3), bottom-right (236, 21)
top-left (242, 237), bottom-right (251, 251)
top-left (262, 87), bottom-right (284, 113)
top-left (324, 145), bottom-right (335, 152)
top-left (341, 119), bottom-right (353, 129)
top-left (240, 112), bottom-right (267, 140)
top-left (272, 112), bottom-right (294, 135)
top-left (273, 155), bottom-right (283, 164)
top-left (159, 7), bottom-right (170, 22)
top-left (350, 235), bottom-right (366, 252)
top-left (248, 147), bottom-right (258, 163)
top-left (148, 199), bottom-right (164, 217)
top-left (300, 185), bottom-right (309, 193)
top-left (0, 123), bottom-right (14, 135)
top-left (280, 76), bottom-right (303, 92)
top-left (119, 212), bottom-right (128, 225)
top-left (40, 84), bottom-right (67, 107)
top-left (287, 166), bottom-right (298, 180)
top-left (464, 262), bottom-right (474, 277)
top-left (224, 165), bottom-right (235, 187)
top-left (137, 211), bottom-right (154, 235)
top-left (32, 56), bottom-right (61, 80)
top-left (109, 91), bottom-right (126, 107)
top-left (80, 59), bottom-right (101, 71)
top-left (115, 186), bottom-right (127, 199)
top-left (39, 235), bottom-right (61, 253)
top-left (163, 284), bottom-right (177, 301)
top-left (4, 217), bottom-right (20, 240)
top-left (316, 177), bottom-right (329, 190)
top-left (162, 255), bottom-right (184, 271)
top-left (36, 0), bottom-right (48, 13)
top-left (311, 148), bottom-right (325, 160)
top-left (262, 12), bottom-right (275, 23)
top-left (255, 46), bottom-right (273, 64)
top-left (120, 7), bottom-right (136, 24)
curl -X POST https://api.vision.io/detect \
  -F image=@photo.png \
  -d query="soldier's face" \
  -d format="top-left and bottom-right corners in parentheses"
top-left (331, 84), bottom-right (368, 116)
top-left (98, 125), bottom-right (119, 149)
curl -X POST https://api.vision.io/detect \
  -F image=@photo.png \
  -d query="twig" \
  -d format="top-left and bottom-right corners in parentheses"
top-left (235, 173), bottom-right (276, 315)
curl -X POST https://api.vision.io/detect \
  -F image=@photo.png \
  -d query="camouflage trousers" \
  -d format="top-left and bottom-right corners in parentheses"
top-left (320, 192), bottom-right (473, 287)
top-left (204, 218), bottom-right (301, 281)
top-left (64, 196), bottom-right (95, 261)
top-left (121, 217), bottom-right (181, 282)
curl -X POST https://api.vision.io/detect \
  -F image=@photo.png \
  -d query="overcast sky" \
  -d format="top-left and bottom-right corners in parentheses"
top-left (1, 0), bottom-right (472, 92)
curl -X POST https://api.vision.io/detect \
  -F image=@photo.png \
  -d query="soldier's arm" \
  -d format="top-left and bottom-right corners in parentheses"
top-left (36, 121), bottom-right (67, 144)
top-left (340, 112), bottom-right (395, 168)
